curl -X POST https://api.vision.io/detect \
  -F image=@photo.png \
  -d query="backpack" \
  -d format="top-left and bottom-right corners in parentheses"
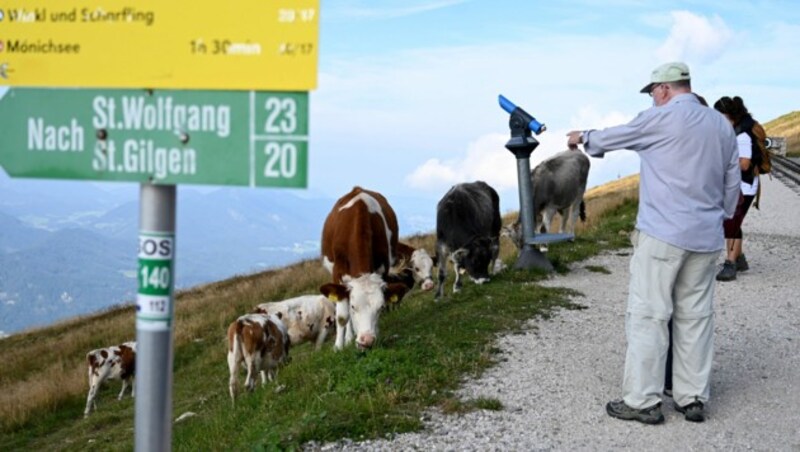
top-left (747, 121), bottom-right (772, 175)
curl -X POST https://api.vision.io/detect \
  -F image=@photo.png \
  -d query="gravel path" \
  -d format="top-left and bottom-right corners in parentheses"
top-left (318, 175), bottom-right (800, 451)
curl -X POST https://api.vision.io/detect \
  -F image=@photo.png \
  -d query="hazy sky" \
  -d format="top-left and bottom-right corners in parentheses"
top-left (2, 1), bottom-right (799, 213)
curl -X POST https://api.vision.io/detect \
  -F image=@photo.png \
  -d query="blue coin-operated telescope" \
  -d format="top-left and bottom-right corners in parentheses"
top-left (498, 95), bottom-right (570, 272)
top-left (499, 95), bottom-right (546, 135)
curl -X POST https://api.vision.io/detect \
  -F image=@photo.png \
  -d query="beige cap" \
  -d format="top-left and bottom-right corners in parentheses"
top-left (640, 61), bottom-right (691, 93)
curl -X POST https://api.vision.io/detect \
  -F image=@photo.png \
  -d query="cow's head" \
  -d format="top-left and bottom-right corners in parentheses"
top-left (452, 236), bottom-right (499, 284)
top-left (384, 268), bottom-right (414, 297)
top-left (320, 273), bottom-right (409, 349)
top-left (318, 297), bottom-right (338, 333)
top-left (501, 220), bottom-right (523, 251)
top-left (410, 248), bottom-right (435, 291)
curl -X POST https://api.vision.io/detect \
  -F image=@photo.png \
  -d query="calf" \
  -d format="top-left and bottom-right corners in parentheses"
top-left (504, 151), bottom-right (590, 250)
top-left (227, 313), bottom-right (290, 403)
top-left (84, 341), bottom-right (136, 417)
top-left (253, 295), bottom-right (336, 350)
top-left (435, 181), bottom-right (501, 299)
top-left (321, 186), bottom-right (411, 350)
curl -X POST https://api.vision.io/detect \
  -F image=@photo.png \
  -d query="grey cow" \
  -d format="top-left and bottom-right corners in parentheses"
top-left (435, 181), bottom-right (501, 299)
top-left (504, 150), bottom-right (591, 249)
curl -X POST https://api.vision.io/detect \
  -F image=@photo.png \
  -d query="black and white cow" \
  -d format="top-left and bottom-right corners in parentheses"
top-left (434, 181), bottom-right (501, 299)
top-left (504, 150), bottom-right (590, 249)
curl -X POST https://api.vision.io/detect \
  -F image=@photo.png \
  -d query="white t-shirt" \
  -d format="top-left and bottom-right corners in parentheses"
top-left (737, 132), bottom-right (759, 196)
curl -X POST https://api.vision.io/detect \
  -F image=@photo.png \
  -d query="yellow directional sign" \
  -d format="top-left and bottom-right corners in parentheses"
top-left (0, 0), bottom-right (318, 91)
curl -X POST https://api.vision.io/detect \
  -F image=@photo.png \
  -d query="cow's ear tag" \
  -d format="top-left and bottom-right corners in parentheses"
top-left (390, 294), bottom-right (399, 303)
top-left (328, 294), bottom-right (339, 302)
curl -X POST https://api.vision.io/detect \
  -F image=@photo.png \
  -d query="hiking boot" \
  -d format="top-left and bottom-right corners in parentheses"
top-left (736, 254), bottom-right (749, 272)
top-left (606, 399), bottom-right (664, 425)
top-left (675, 399), bottom-right (705, 423)
top-left (716, 260), bottom-right (737, 281)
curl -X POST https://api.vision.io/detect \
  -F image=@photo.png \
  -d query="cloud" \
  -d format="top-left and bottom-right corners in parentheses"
top-left (405, 133), bottom-right (515, 192)
top-left (656, 11), bottom-right (733, 63)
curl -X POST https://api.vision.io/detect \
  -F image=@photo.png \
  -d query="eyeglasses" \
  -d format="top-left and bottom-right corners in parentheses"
top-left (649, 83), bottom-right (667, 97)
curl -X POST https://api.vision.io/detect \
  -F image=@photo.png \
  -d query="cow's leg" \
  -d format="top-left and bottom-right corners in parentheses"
top-left (253, 353), bottom-right (265, 389)
top-left (452, 257), bottom-right (463, 293)
top-left (117, 379), bottom-right (128, 400)
top-left (534, 211), bottom-right (544, 235)
top-left (85, 367), bottom-right (111, 416)
top-left (315, 326), bottom-right (329, 350)
top-left (492, 259), bottom-right (504, 275)
top-left (228, 346), bottom-right (239, 403)
top-left (539, 207), bottom-right (557, 252)
top-left (334, 301), bottom-right (349, 350)
top-left (542, 207), bottom-right (555, 234)
top-left (558, 208), bottom-right (570, 234)
top-left (566, 201), bottom-right (581, 236)
top-left (84, 367), bottom-right (95, 417)
top-left (261, 355), bottom-right (276, 384)
top-left (85, 384), bottom-right (98, 417)
top-left (435, 244), bottom-right (448, 300)
top-left (131, 377), bottom-right (135, 398)
top-left (345, 318), bottom-right (355, 345)
top-left (490, 239), bottom-right (502, 275)
top-left (85, 373), bottom-right (100, 417)
top-left (434, 242), bottom-right (449, 300)
top-left (244, 353), bottom-right (257, 392)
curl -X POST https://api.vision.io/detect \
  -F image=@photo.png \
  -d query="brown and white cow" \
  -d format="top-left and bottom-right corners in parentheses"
top-left (252, 295), bottom-right (336, 350)
top-left (396, 242), bottom-right (435, 291)
top-left (226, 313), bottom-right (290, 403)
top-left (84, 341), bottom-right (136, 417)
top-left (320, 186), bottom-right (411, 350)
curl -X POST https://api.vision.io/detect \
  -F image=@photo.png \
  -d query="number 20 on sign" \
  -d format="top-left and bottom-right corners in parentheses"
top-left (137, 233), bottom-right (174, 325)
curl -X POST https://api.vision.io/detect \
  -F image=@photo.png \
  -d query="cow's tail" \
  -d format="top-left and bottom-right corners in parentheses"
top-left (579, 200), bottom-right (586, 222)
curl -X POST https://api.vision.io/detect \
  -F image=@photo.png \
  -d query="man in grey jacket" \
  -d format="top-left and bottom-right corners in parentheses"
top-left (567, 61), bottom-right (740, 424)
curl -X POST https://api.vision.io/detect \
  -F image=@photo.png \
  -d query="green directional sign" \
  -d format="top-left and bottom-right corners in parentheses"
top-left (0, 88), bottom-right (308, 188)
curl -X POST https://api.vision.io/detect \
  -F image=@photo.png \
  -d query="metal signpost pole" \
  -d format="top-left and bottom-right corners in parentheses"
top-left (135, 183), bottom-right (176, 452)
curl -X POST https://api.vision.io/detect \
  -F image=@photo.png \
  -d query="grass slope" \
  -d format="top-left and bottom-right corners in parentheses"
top-left (765, 110), bottom-right (800, 156)
top-left (0, 193), bottom-right (638, 451)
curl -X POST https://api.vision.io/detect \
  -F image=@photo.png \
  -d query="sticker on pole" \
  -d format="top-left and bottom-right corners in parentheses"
top-left (137, 232), bottom-right (174, 324)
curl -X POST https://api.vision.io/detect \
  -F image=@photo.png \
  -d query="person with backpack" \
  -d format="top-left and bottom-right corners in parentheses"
top-left (712, 96), bottom-right (765, 281)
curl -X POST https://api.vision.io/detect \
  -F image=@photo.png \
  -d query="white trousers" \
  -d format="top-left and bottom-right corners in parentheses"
top-left (622, 230), bottom-right (719, 409)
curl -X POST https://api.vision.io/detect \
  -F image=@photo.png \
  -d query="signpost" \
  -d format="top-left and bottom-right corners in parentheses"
top-left (0, 1), bottom-right (318, 450)
top-left (0, 1), bottom-right (318, 90)
top-left (0, 88), bottom-right (309, 187)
